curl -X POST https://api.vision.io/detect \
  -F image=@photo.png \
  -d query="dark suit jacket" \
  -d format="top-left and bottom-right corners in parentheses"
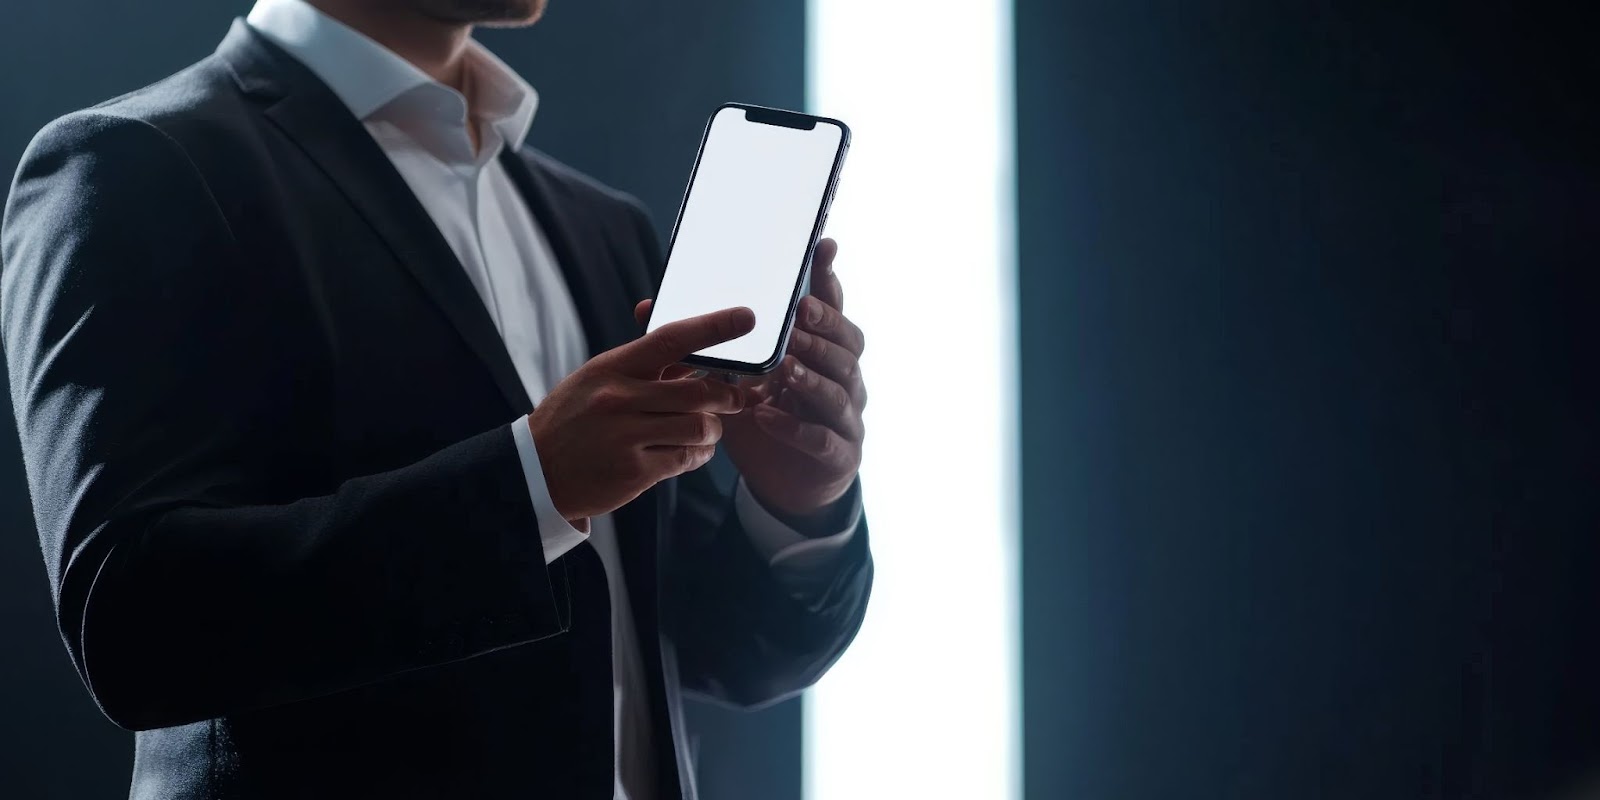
top-left (0, 20), bottom-right (871, 799)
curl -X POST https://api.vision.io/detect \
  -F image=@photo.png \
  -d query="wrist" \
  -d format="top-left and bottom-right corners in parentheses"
top-left (527, 413), bottom-right (587, 529)
top-left (750, 480), bottom-right (856, 535)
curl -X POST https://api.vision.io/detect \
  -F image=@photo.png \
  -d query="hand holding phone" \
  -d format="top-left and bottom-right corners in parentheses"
top-left (635, 236), bottom-right (868, 526)
top-left (645, 104), bottom-right (850, 375)
top-left (528, 307), bottom-right (755, 523)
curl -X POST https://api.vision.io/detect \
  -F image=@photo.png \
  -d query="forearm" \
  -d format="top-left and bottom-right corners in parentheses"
top-left (667, 471), bottom-right (873, 709)
top-left (70, 426), bottom-right (568, 731)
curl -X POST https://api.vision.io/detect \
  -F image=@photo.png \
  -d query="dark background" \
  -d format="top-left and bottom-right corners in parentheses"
top-left (5, 0), bottom-right (1599, 798)
top-left (1, 1), bottom-right (805, 797)
top-left (1020, 1), bottom-right (1597, 798)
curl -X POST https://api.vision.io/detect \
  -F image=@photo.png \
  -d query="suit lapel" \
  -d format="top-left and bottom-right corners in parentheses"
top-left (218, 21), bottom-right (531, 414)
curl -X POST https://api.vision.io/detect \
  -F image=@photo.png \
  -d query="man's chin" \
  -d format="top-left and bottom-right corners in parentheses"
top-left (419, 0), bottom-right (548, 27)
top-left (475, 13), bottom-right (545, 29)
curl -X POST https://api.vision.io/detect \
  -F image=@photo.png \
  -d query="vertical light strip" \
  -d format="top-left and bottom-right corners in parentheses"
top-left (804, 2), bottom-right (1019, 799)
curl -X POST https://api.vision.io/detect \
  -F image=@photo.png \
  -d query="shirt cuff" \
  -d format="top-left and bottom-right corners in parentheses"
top-left (510, 419), bottom-right (590, 564)
top-left (734, 477), bottom-right (862, 573)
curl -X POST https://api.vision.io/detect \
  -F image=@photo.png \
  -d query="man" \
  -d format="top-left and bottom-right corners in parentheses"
top-left (0, 0), bottom-right (873, 796)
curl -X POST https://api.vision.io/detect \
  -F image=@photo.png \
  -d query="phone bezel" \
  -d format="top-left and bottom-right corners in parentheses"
top-left (648, 102), bottom-right (852, 376)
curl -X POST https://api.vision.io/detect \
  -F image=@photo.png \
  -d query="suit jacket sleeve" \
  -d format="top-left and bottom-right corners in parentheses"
top-left (622, 200), bottom-right (874, 710)
top-left (1, 112), bottom-right (571, 731)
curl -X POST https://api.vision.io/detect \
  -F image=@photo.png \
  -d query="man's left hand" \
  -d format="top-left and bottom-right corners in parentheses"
top-left (633, 238), bottom-right (866, 529)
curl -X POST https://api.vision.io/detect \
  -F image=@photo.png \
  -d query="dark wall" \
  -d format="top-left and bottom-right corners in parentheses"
top-left (0, 2), bottom-right (804, 797)
top-left (1, 7), bottom-right (241, 796)
top-left (1020, 2), bottom-right (1598, 798)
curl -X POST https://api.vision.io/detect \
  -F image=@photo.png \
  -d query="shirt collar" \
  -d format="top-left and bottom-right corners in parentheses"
top-left (245, 0), bottom-right (538, 151)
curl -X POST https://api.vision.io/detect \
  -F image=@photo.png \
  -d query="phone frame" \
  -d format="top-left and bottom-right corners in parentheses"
top-left (648, 102), bottom-right (852, 375)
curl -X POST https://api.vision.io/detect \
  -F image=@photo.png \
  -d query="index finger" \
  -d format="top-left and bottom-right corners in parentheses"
top-left (609, 306), bottom-right (756, 377)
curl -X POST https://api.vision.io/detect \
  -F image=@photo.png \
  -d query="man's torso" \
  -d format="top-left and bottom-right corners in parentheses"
top-left (90, 23), bottom-right (683, 799)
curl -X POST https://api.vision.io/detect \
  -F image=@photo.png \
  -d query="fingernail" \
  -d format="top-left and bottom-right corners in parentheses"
top-left (804, 298), bottom-right (822, 325)
top-left (791, 362), bottom-right (806, 381)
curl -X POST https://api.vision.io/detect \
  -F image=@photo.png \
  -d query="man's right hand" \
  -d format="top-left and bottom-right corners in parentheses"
top-left (528, 306), bottom-right (756, 524)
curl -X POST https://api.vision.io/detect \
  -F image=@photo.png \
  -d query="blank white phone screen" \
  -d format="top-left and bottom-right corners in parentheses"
top-left (647, 106), bottom-right (844, 367)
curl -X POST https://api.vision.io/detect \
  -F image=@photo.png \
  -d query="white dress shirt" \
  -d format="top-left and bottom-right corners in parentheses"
top-left (246, 1), bottom-right (859, 797)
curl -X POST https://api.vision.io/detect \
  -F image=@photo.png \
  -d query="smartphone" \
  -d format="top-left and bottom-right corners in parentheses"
top-left (645, 103), bottom-right (851, 375)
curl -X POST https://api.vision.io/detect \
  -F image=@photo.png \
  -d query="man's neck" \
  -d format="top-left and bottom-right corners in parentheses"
top-left (305, 0), bottom-right (474, 92)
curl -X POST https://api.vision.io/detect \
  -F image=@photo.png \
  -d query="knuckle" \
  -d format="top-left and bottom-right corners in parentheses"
top-left (590, 384), bottom-right (626, 411)
top-left (647, 322), bottom-right (681, 349)
top-left (690, 413), bottom-right (716, 444)
top-left (654, 332), bottom-right (682, 360)
top-left (815, 308), bottom-right (836, 333)
top-left (848, 415), bottom-right (866, 441)
top-left (833, 387), bottom-right (852, 418)
top-left (814, 432), bottom-right (838, 458)
top-left (811, 338), bottom-right (834, 364)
